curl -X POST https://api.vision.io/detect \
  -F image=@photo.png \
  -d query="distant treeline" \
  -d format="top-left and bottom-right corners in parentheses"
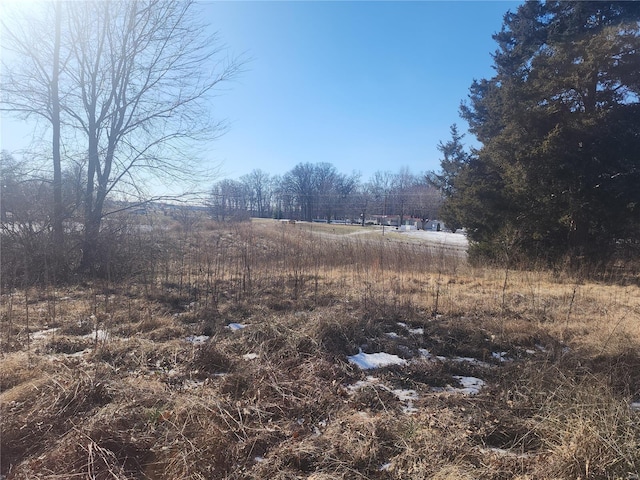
top-left (208, 164), bottom-right (443, 226)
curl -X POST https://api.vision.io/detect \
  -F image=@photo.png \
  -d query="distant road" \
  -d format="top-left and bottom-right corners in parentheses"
top-left (397, 229), bottom-right (468, 250)
top-left (260, 219), bottom-right (469, 257)
top-left (366, 228), bottom-right (469, 256)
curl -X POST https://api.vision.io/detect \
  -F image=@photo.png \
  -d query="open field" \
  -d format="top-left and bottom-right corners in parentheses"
top-left (263, 219), bottom-right (469, 255)
top-left (2, 218), bottom-right (640, 479)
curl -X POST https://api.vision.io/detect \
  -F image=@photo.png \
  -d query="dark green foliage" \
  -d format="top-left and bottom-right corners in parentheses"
top-left (431, 124), bottom-right (470, 199)
top-left (447, 1), bottom-right (640, 266)
top-left (429, 124), bottom-right (470, 232)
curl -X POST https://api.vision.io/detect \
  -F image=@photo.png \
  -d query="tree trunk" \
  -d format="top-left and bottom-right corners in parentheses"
top-left (51, 0), bottom-right (65, 275)
top-left (80, 121), bottom-right (100, 271)
top-left (81, 211), bottom-right (101, 272)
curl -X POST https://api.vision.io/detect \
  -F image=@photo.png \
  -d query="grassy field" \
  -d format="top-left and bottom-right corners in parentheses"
top-left (1, 218), bottom-right (640, 479)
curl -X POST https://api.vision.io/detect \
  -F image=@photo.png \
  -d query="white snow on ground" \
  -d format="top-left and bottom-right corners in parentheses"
top-left (492, 351), bottom-right (511, 362)
top-left (346, 376), bottom-right (419, 414)
top-left (348, 351), bottom-right (407, 370)
top-left (227, 323), bottom-right (247, 331)
top-left (448, 356), bottom-right (492, 368)
top-left (630, 402), bottom-right (640, 411)
top-left (400, 229), bottom-right (469, 248)
top-left (419, 348), bottom-right (492, 368)
top-left (346, 370), bottom-right (486, 412)
top-left (242, 353), bottom-right (259, 360)
top-left (185, 335), bottom-right (210, 344)
top-left (391, 388), bottom-right (420, 413)
top-left (450, 376), bottom-right (486, 395)
top-left (30, 328), bottom-right (59, 341)
top-left (82, 329), bottom-right (109, 341)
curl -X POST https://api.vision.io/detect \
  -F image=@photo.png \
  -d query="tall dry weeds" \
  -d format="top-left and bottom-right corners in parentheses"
top-left (1, 218), bottom-right (639, 479)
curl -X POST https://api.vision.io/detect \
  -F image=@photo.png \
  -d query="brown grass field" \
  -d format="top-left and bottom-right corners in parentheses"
top-left (1, 217), bottom-right (640, 479)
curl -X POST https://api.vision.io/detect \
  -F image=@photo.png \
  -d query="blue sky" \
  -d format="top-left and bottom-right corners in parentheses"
top-left (1, 1), bottom-right (522, 186)
top-left (200, 1), bottom-right (522, 182)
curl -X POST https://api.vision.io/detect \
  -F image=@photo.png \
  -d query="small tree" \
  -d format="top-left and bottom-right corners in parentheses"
top-left (429, 124), bottom-right (471, 232)
top-left (430, 124), bottom-right (470, 197)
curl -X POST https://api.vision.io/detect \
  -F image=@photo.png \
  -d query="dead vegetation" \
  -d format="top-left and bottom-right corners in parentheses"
top-left (1, 218), bottom-right (640, 479)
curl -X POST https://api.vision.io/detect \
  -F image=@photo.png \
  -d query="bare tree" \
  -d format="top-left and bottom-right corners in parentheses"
top-left (408, 180), bottom-right (442, 228)
top-left (209, 179), bottom-right (249, 222)
top-left (349, 183), bottom-right (373, 226)
top-left (1, 1), bottom-right (66, 265)
top-left (282, 163), bottom-right (316, 222)
top-left (1, 0), bottom-right (241, 271)
top-left (390, 167), bottom-right (417, 227)
top-left (368, 170), bottom-right (394, 222)
top-left (240, 169), bottom-right (272, 218)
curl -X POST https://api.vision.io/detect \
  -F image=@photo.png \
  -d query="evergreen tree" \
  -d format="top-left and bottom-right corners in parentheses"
top-left (453, 1), bottom-right (640, 265)
top-left (432, 124), bottom-right (469, 197)
top-left (430, 124), bottom-right (470, 232)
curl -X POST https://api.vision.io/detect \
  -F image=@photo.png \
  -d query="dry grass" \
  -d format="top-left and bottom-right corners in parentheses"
top-left (1, 218), bottom-right (639, 479)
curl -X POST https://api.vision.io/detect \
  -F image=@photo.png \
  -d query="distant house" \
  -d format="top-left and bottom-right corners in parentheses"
top-left (399, 224), bottom-right (417, 231)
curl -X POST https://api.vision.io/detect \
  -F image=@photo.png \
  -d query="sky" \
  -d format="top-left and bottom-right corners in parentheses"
top-left (0, 0), bottom-right (523, 188)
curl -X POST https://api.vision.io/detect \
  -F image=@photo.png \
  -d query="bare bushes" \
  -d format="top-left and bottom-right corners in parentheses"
top-left (0, 211), bottom-right (166, 288)
top-left (0, 222), bottom-right (76, 286)
top-left (86, 214), bottom-right (164, 282)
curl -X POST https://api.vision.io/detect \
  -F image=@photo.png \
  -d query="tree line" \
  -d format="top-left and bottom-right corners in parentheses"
top-left (208, 163), bottom-right (443, 226)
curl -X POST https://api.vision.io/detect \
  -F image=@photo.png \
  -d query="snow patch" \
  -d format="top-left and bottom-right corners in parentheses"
top-left (83, 329), bottom-right (109, 342)
top-left (226, 323), bottom-right (247, 331)
top-left (419, 348), bottom-right (432, 359)
top-left (450, 376), bottom-right (485, 395)
top-left (30, 328), bottom-right (59, 341)
top-left (185, 335), bottom-right (210, 344)
top-left (450, 356), bottom-right (492, 368)
top-left (492, 351), bottom-right (511, 362)
top-left (391, 388), bottom-right (420, 413)
top-left (242, 353), bottom-right (259, 360)
top-left (419, 349), bottom-right (491, 368)
top-left (347, 351), bottom-right (407, 370)
top-left (347, 376), bottom-right (420, 414)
